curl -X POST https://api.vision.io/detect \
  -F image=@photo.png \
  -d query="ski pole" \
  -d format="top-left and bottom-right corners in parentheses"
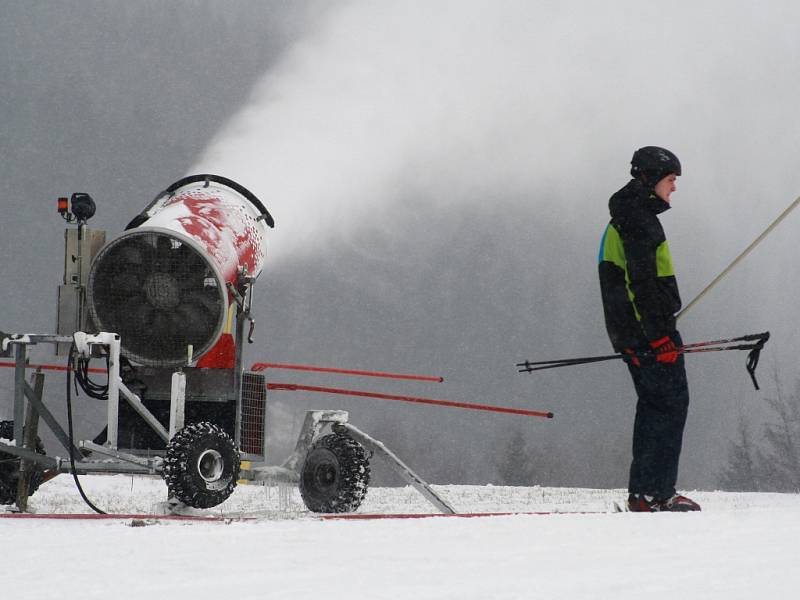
top-left (515, 353), bottom-right (624, 371)
top-left (515, 334), bottom-right (766, 370)
top-left (517, 332), bottom-right (769, 389)
top-left (680, 332), bottom-right (769, 390)
top-left (517, 343), bottom-right (754, 372)
top-left (679, 331), bottom-right (771, 350)
top-left (516, 332), bottom-right (769, 370)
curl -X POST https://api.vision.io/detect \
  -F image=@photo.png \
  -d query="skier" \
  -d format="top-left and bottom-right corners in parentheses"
top-left (597, 146), bottom-right (701, 512)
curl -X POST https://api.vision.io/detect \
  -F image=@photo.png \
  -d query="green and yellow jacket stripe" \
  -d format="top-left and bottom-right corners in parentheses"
top-left (598, 179), bottom-right (682, 351)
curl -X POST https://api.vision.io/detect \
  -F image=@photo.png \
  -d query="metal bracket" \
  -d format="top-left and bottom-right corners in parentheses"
top-left (239, 464), bottom-right (299, 484)
top-left (0, 331), bottom-right (11, 358)
top-left (80, 441), bottom-right (162, 473)
top-left (280, 410), bottom-right (349, 474)
top-left (0, 440), bottom-right (58, 469)
top-left (118, 381), bottom-right (170, 444)
top-left (168, 371), bottom-right (186, 438)
top-left (25, 374), bottom-right (84, 458)
top-left (337, 422), bottom-right (456, 515)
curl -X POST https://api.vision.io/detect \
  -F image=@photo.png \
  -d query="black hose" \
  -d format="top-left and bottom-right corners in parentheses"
top-left (73, 353), bottom-right (110, 401)
top-left (66, 345), bottom-right (106, 515)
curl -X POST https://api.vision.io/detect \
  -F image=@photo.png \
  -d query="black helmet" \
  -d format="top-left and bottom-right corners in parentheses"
top-left (630, 146), bottom-right (681, 185)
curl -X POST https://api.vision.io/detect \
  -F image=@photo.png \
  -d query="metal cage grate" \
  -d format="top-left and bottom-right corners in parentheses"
top-left (240, 371), bottom-right (266, 457)
top-left (87, 230), bottom-right (226, 367)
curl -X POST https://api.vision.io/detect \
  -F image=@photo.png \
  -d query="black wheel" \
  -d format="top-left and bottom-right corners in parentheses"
top-left (0, 420), bottom-right (46, 505)
top-left (162, 422), bottom-right (240, 509)
top-left (300, 432), bottom-right (370, 513)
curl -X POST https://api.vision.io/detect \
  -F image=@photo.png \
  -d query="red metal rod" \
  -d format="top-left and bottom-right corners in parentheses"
top-left (319, 511), bottom-right (606, 520)
top-left (0, 512), bottom-right (234, 521)
top-left (0, 361), bottom-right (106, 374)
top-left (266, 382), bottom-right (553, 419)
top-left (2, 360), bottom-right (444, 382)
top-left (251, 362), bottom-right (444, 383)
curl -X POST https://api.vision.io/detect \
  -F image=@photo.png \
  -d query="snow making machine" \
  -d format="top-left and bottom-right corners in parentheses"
top-left (0, 175), bottom-right (455, 515)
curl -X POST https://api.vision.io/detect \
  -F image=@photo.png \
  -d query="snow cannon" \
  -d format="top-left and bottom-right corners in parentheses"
top-left (0, 173), bottom-right (465, 517)
top-left (87, 175), bottom-right (274, 367)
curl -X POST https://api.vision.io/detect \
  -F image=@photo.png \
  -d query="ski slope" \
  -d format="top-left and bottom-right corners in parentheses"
top-left (3, 475), bottom-right (799, 599)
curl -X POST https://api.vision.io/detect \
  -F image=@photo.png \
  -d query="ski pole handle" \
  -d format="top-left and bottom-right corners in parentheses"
top-left (680, 331), bottom-right (770, 350)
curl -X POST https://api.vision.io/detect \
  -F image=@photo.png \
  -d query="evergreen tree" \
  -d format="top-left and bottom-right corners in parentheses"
top-left (720, 377), bottom-right (800, 492)
top-left (494, 428), bottom-right (540, 486)
top-left (718, 416), bottom-right (760, 491)
top-left (757, 387), bottom-right (800, 492)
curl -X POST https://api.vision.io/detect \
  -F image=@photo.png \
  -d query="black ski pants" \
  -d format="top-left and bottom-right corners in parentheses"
top-left (625, 331), bottom-right (690, 498)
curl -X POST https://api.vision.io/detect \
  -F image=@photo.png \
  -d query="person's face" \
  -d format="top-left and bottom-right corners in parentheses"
top-left (654, 173), bottom-right (678, 204)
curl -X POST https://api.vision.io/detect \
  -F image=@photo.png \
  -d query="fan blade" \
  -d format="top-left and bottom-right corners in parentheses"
top-left (115, 237), bottom-right (156, 267)
top-left (173, 302), bottom-right (214, 343)
top-left (129, 302), bottom-right (155, 330)
top-left (152, 235), bottom-right (178, 273)
top-left (180, 291), bottom-right (222, 344)
top-left (183, 291), bottom-right (221, 320)
top-left (173, 249), bottom-right (213, 290)
top-left (165, 311), bottom-right (191, 346)
top-left (109, 271), bottom-right (144, 295)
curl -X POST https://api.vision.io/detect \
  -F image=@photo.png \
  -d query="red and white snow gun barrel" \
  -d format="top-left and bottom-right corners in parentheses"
top-left (87, 174), bottom-right (273, 367)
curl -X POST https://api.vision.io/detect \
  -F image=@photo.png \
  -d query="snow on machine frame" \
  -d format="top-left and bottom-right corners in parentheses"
top-left (0, 175), bottom-right (454, 515)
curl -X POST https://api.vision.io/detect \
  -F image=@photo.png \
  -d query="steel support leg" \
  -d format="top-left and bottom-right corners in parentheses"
top-left (280, 410), bottom-right (349, 474)
top-left (21, 377), bottom-right (83, 459)
top-left (338, 422), bottom-right (456, 514)
top-left (119, 382), bottom-right (170, 443)
top-left (16, 370), bottom-right (43, 511)
top-left (169, 371), bottom-right (186, 439)
top-left (13, 344), bottom-right (27, 444)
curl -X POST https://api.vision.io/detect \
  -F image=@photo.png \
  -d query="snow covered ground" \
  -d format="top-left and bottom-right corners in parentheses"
top-left (3, 475), bottom-right (800, 599)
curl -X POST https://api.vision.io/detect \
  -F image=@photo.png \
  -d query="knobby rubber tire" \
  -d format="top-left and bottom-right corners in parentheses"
top-left (0, 420), bottom-right (46, 505)
top-left (300, 433), bottom-right (370, 513)
top-left (162, 422), bottom-right (240, 509)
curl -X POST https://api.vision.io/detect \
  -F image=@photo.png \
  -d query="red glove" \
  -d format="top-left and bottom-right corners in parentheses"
top-left (650, 336), bottom-right (679, 364)
top-left (623, 348), bottom-right (641, 368)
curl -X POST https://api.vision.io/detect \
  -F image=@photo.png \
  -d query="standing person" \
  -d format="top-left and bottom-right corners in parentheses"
top-left (597, 146), bottom-right (701, 512)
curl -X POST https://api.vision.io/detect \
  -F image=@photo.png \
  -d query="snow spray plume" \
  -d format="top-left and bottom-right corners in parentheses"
top-left (190, 1), bottom-right (800, 265)
top-left (185, 0), bottom-right (800, 487)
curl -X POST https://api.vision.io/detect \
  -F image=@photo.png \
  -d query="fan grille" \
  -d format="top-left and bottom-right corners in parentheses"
top-left (87, 230), bottom-right (227, 367)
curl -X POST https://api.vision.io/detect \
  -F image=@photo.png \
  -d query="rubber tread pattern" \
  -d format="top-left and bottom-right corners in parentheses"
top-left (300, 433), bottom-right (370, 513)
top-left (162, 422), bottom-right (240, 509)
top-left (0, 420), bottom-right (46, 505)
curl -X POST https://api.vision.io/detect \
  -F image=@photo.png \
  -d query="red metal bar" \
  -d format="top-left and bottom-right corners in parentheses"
top-left (2, 360), bottom-right (444, 382)
top-left (0, 361), bottom-right (106, 374)
top-left (266, 382), bottom-right (553, 419)
top-left (0, 512), bottom-right (235, 521)
top-left (319, 511), bottom-right (606, 520)
top-left (252, 362), bottom-right (444, 383)
top-left (0, 510), bottom-right (605, 521)
top-left (2, 361), bottom-right (550, 417)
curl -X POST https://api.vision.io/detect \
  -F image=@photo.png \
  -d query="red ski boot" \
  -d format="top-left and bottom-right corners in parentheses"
top-left (628, 493), bottom-right (701, 512)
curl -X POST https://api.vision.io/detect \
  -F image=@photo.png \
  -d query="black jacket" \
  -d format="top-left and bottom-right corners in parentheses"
top-left (598, 179), bottom-right (682, 351)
